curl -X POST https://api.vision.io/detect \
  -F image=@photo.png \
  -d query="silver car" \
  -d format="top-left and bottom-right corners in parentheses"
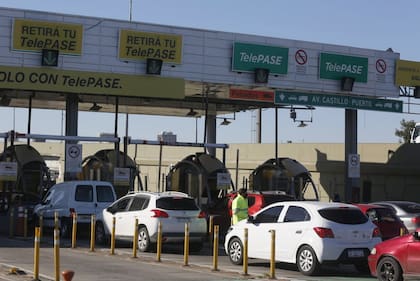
top-left (371, 201), bottom-right (420, 233)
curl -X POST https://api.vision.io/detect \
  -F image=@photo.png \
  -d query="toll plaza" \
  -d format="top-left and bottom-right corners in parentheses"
top-left (0, 6), bottom-right (419, 219)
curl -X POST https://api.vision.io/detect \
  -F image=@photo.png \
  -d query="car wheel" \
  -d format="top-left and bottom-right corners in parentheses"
top-left (60, 218), bottom-right (71, 238)
top-left (138, 226), bottom-right (151, 252)
top-left (377, 257), bottom-right (403, 281)
top-left (227, 237), bottom-right (243, 265)
top-left (296, 245), bottom-right (320, 276)
top-left (95, 222), bottom-right (108, 245)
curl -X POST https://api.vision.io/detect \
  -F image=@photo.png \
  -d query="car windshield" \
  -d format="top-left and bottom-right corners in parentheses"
top-left (156, 197), bottom-right (199, 210)
top-left (318, 207), bottom-right (368, 224)
top-left (367, 208), bottom-right (398, 222)
top-left (397, 202), bottom-right (420, 214)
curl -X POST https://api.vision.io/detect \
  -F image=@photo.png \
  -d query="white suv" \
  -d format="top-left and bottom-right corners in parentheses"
top-left (225, 201), bottom-right (382, 275)
top-left (96, 191), bottom-right (207, 252)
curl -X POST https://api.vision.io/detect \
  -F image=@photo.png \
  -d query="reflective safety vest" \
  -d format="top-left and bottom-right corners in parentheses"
top-left (231, 194), bottom-right (248, 225)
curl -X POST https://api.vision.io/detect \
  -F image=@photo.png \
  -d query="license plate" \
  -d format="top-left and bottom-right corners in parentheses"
top-left (176, 218), bottom-right (190, 222)
top-left (348, 249), bottom-right (364, 258)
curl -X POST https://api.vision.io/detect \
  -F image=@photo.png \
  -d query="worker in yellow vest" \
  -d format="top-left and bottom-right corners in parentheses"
top-left (231, 188), bottom-right (249, 225)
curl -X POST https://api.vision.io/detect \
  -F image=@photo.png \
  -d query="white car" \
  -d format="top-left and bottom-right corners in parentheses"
top-left (224, 201), bottom-right (382, 276)
top-left (96, 191), bottom-right (207, 252)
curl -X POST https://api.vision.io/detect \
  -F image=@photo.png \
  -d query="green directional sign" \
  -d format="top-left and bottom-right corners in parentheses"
top-left (275, 91), bottom-right (403, 113)
top-left (232, 42), bottom-right (289, 75)
top-left (41, 49), bottom-right (58, 67)
top-left (319, 53), bottom-right (368, 82)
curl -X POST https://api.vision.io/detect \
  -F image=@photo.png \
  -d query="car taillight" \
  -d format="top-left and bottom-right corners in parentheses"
top-left (151, 209), bottom-right (169, 218)
top-left (313, 227), bottom-right (334, 238)
top-left (372, 227), bottom-right (381, 238)
top-left (198, 211), bottom-right (206, 219)
top-left (412, 216), bottom-right (420, 226)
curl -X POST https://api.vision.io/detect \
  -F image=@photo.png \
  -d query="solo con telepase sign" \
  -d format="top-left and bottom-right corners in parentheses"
top-left (12, 19), bottom-right (83, 55)
top-left (395, 59), bottom-right (420, 86)
top-left (232, 42), bottom-right (289, 75)
top-left (0, 65), bottom-right (184, 99)
top-left (119, 30), bottom-right (183, 63)
top-left (275, 91), bottom-right (403, 113)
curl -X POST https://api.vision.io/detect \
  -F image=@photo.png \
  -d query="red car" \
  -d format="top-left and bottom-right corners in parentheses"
top-left (355, 203), bottom-right (408, 240)
top-left (368, 228), bottom-right (420, 281)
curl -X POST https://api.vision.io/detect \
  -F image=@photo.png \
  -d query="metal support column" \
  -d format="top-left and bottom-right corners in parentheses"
top-left (344, 109), bottom-right (359, 203)
top-left (64, 95), bottom-right (79, 181)
top-left (206, 114), bottom-right (216, 156)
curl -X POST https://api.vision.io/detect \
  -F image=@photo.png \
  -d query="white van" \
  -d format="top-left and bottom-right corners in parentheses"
top-left (410, 123), bottom-right (420, 143)
top-left (34, 180), bottom-right (117, 237)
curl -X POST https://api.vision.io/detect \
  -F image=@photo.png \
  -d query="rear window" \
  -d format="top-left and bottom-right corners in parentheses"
top-left (96, 185), bottom-right (115, 202)
top-left (156, 197), bottom-right (199, 210)
top-left (318, 207), bottom-right (368, 224)
top-left (367, 208), bottom-right (398, 222)
top-left (398, 202), bottom-right (420, 214)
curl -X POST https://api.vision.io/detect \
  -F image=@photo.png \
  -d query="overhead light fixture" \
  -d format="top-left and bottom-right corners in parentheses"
top-left (89, 102), bottom-right (102, 111)
top-left (0, 96), bottom-right (11, 106)
top-left (297, 121), bottom-right (307, 128)
top-left (414, 87), bottom-right (420, 98)
top-left (254, 68), bottom-right (269, 83)
top-left (186, 108), bottom-right (198, 117)
top-left (146, 58), bottom-right (163, 75)
top-left (220, 118), bottom-right (231, 126)
top-left (341, 76), bottom-right (355, 91)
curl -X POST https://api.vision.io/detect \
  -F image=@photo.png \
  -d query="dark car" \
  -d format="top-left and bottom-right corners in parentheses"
top-left (208, 191), bottom-right (295, 235)
top-left (368, 228), bottom-right (420, 281)
top-left (354, 203), bottom-right (408, 240)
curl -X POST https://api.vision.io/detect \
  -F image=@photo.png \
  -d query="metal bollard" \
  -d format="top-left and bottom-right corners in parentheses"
top-left (54, 228), bottom-right (60, 281)
top-left (33, 227), bottom-right (40, 281)
top-left (183, 223), bottom-right (190, 266)
top-left (9, 207), bottom-right (14, 238)
top-left (54, 212), bottom-right (59, 230)
top-left (90, 214), bottom-right (95, 252)
top-left (243, 228), bottom-right (248, 276)
top-left (39, 214), bottom-right (43, 241)
top-left (71, 213), bottom-right (77, 249)
top-left (209, 215), bottom-right (214, 247)
top-left (156, 221), bottom-right (162, 262)
top-left (110, 217), bottom-right (116, 255)
top-left (212, 225), bottom-right (219, 271)
top-left (132, 218), bottom-right (138, 258)
top-left (400, 227), bottom-right (405, 236)
top-left (269, 229), bottom-right (276, 279)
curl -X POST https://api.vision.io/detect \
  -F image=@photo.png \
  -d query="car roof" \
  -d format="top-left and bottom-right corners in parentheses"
top-left (127, 191), bottom-right (191, 198)
top-left (268, 200), bottom-right (358, 210)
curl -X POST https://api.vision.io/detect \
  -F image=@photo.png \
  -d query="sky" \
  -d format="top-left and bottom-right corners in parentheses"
top-left (1, 0), bottom-right (420, 144)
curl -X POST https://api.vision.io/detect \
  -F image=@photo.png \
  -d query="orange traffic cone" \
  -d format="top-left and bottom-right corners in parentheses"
top-left (62, 270), bottom-right (74, 281)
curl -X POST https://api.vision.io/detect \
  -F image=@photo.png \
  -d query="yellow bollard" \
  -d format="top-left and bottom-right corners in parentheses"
top-left (209, 215), bottom-right (214, 248)
top-left (54, 228), bottom-right (60, 281)
top-left (400, 227), bottom-right (405, 236)
top-left (183, 223), bottom-right (189, 266)
top-left (212, 225), bottom-right (219, 271)
top-left (243, 228), bottom-right (248, 276)
top-left (23, 209), bottom-right (28, 238)
top-left (71, 213), bottom-right (77, 248)
top-left (156, 221), bottom-right (162, 262)
top-left (90, 214), bottom-right (95, 252)
top-left (9, 207), bottom-right (14, 238)
top-left (132, 218), bottom-right (138, 258)
top-left (33, 227), bottom-right (40, 281)
top-left (39, 214), bottom-right (43, 241)
top-left (54, 212), bottom-right (59, 230)
top-left (110, 217), bottom-right (116, 255)
top-left (269, 229), bottom-right (276, 279)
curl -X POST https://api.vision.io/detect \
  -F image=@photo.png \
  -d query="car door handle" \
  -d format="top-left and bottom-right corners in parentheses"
top-left (296, 230), bottom-right (302, 234)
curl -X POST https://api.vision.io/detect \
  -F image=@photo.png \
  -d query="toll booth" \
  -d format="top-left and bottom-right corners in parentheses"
top-left (249, 158), bottom-right (319, 201)
top-left (77, 149), bottom-right (142, 198)
top-left (166, 152), bottom-right (234, 210)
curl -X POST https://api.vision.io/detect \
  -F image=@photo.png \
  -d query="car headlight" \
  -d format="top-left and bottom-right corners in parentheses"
top-left (370, 247), bottom-right (376, 255)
